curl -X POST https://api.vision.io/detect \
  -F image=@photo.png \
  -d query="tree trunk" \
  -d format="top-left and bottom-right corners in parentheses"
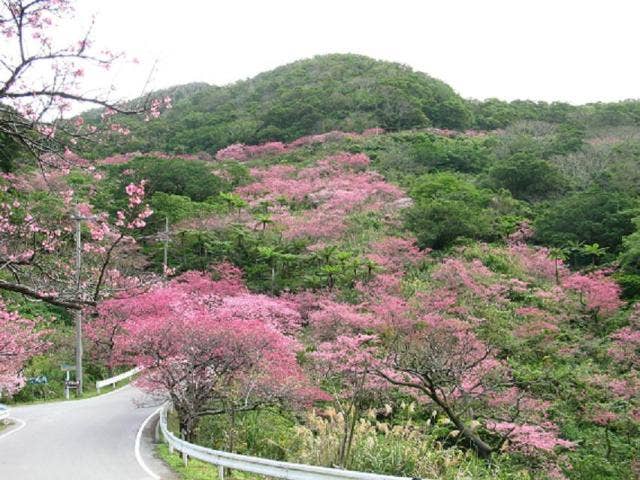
top-left (344, 403), bottom-right (359, 468)
top-left (271, 265), bottom-right (276, 294)
top-left (435, 396), bottom-right (494, 459)
top-left (179, 416), bottom-right (198, 443)
top-left (228, 407), bottom-right (236, 453)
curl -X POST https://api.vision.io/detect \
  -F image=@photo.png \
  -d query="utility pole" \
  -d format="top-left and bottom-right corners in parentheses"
top-left (71, 208), bottom-right (96, 396)
top-left (137, 218), bottom-right (172, 277)
top-left (163, 217), bottom-right (169, 276)
top-left (157, 217), bottom-right (171, 277)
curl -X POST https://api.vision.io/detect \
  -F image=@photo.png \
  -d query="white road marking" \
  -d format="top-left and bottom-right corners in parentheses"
top-left (0, 417), bottom-right (26, 441)
top-left (135, 406), bottom-right (162, 480)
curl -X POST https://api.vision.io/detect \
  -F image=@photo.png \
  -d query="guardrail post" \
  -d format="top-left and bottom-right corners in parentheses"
top-left (154, 418), bottom-right (161, 443)
top-left (180, 432), bottom-right (188, 466)
top-left (218, 464), bottom-right (224, 480)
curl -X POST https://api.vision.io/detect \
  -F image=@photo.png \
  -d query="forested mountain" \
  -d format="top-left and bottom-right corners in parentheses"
top-left (86, 54), bottom-right (472, 155)
top-left (84, 53), bottom-right (640, 159)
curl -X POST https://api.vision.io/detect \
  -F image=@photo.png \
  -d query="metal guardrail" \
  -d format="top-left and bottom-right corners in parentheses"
top-left (157, 403), bottom-right (412, 480)
top-left (96, 366), bottom-right (143, 393)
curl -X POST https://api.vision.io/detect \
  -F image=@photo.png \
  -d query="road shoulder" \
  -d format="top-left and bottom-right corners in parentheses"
top-left (139, 412), bottom-right (179, 480)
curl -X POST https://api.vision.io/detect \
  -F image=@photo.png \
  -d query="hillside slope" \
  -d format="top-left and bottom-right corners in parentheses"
top-left (88, 54), bottom-right (471, 156)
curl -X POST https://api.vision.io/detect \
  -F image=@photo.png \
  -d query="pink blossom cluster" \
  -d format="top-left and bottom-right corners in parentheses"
top-left (310, 334), bottom-right (386, 398)
top-left (432, 258), bottom-right (505, 301)
top-left (589, 409), bottom-right (619, 426)
top-left (509, 243), bottom-right (566, 281)
top-left (307, 300), bottom-right (375, 341)
top-left (607, 377), bottom-right (640, 401)
top-left (487, 422), bottom-right (576, 455)
top-left (214, 129), bottom-right (388, 161)
top-left (215, 141), bottom-right (287, 161)
top-left (507, 221), bottom-right (535, 245)
top-left (0, 190), bottom-right (66, 260)
top-left (608, 325), bottom-right (640, 369)
top-left (1, 171), bottom-right (153, 306)
top-left (365, 237), bottom-right (427, 274)
top-left (416, 287), bottom-right (459, 314)
top-left (533, 286), bottom-right (567, 303)
top-left (145, 96), bottom-right (172, 121)
top-left (91, 265), bottom-right (323, 409)
top-left (87, 264), bottom-right (312, 398)
top-left (235, 152), bottom-right (405, 241)
top-left (562, 270), bottom-right (623, 316)
top-left (0, 300), bottom-right (50, 396)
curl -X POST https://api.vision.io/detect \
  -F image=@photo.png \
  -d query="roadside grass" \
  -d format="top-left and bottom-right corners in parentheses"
top-left (157, 444), bottom-right (262, 480)
top-left (158, 411), bottom-right (262, 480)
top-left (4, 374), bottom-right (136, 407)
top-left (0, 419), bottom-right (10, 433)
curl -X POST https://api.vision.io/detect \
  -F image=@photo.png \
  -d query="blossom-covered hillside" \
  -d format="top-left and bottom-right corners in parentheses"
top-left (2, 4), bottom-right (639, 479)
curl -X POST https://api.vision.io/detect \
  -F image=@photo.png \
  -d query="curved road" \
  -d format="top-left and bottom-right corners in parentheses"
top-left (0, 385), bottom-right (176, 479)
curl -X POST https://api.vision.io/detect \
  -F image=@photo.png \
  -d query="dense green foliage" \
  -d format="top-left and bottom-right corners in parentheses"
top-left (109, 156), bottom-right (227, 202)
top-left (80, 54), bottom-right (640, 167)
top-left (534, 189), bottom-right (637, 261)
top-left (486, 152), bottom-right (566, 201)
top-left (405, 172), bottom-right (498, 249)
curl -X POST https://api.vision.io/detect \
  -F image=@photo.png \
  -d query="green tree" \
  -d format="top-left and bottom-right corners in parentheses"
top-left (619, 216), bottom-right (640, 275)
top-left (405, 172), bottom-right (497, 249)
top-left (486, 152), bottom-right (565, 202)
top-left (114, 156), bottom-right (226, 202)
top-left (0, 132), bottom-right (22, 172)
top-left (581, 243), bottom-right (608, 265)
top-left (534, 189), bottom-right (637, 262)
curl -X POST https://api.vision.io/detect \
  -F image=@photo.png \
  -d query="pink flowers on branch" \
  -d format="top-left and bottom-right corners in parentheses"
top-left (215, 142), bottom-right (287, 161)
top-left (0, 300), bottom-right (49, 396)
top-left (0, 175), bottom-right (153, 310)
top-left (235, 152), bottom-right (406, 242)
top-left (562, 270), bottom-right (623, 318)
top-left (608, 303), bottom-right (640, 369)
top-left (0, 0), bottom-right (170, 166)
top-left (214, 129), bottom-right (386, 161)
top-left (378, 317), bottom-right (574, 458)
top-left (309, 334), bottom-right (385, 467)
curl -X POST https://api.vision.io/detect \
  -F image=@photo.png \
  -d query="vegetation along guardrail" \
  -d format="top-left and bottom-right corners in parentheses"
top-left (156, 403), bottom-right (417, 480)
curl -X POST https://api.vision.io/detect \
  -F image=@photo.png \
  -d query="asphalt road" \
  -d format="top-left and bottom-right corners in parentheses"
top-left (0, 385), bottom-right (176, 479)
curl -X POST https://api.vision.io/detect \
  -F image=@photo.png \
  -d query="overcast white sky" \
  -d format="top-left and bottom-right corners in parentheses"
top-left (73, 0), bottom-right (640, 105)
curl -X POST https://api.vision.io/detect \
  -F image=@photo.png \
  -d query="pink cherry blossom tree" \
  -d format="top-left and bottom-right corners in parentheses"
top-left (0, 299), bottom-right (49, 396)
top-left (562, 270), bottom-right (623, 319)
top-left (608, 303), bottom-right (640, 370)
top-left (110, 268), bottom-right (319, 442)
top-left (309, 334), bottom-right (385, 467)
top-left (378, 317), bottom-right (574, 458)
